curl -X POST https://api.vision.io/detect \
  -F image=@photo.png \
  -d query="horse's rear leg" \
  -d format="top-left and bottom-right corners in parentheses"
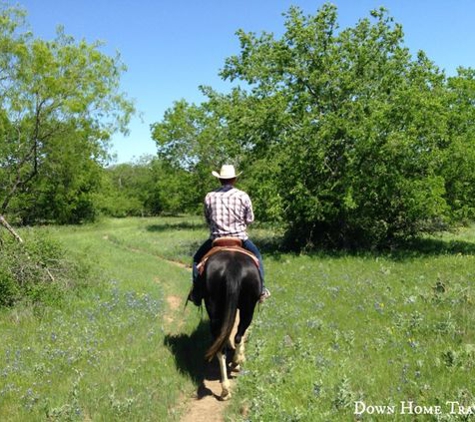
top-left (217, 350), bottom-right (231, 400)
top-left (232, 309), bottom-right (254, 368)
top-left (233, 340), bottom-right (246, 370)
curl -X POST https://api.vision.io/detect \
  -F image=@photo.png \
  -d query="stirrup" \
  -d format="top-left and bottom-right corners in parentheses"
top-left (259, 288), bottom-right (271, 303)
top-left (187, 288), bottom-right (202, 307)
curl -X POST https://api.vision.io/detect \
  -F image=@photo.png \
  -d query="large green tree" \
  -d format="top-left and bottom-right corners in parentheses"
top-left (151, 88), bottom-right (288, 222)
top-left (152, 4), bottom-right (475, 248)
top-left (220, 5), bottom-right (455, 247)
top-left (151, 96), bottom-right (242, 213)
top-left (0, 4), bottom-right (134, 224)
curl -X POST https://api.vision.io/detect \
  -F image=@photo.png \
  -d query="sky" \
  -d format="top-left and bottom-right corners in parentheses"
top-left (15, 0), bottom-right (475, 163)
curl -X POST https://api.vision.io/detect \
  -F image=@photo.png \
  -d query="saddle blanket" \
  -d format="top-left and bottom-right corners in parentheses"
top-left (197, 245), bottom-right (260, 275)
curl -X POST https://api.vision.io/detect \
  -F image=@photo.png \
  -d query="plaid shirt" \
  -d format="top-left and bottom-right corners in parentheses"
top-left (204, 184), bottom-right (254, 240)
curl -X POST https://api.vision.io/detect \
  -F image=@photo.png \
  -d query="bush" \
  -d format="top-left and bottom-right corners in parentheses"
top-left (0, 231), bottom-right (89, 308)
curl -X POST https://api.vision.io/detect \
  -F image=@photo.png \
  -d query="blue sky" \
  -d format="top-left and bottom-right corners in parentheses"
top-left (17, 0), bottom-right (475, 163)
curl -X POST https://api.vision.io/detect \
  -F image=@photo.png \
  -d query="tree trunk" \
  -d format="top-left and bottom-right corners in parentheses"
top-left (0, 215), bottom-right (24, 243)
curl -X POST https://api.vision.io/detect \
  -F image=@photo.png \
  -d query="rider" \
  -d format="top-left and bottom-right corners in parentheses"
top-left (188, 164), bottom-right (271, 306)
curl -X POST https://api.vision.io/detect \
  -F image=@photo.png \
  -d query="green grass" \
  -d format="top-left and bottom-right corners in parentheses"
top-left (228, 226), bottom-right (475, 421)
top-left (0, 217), bottom-right (207, 421)
top-left (1, 217), bottom-right (475, 421)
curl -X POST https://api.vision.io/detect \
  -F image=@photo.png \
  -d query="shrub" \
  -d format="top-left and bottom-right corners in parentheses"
top-left (0, 231), bottom-right (89, 308)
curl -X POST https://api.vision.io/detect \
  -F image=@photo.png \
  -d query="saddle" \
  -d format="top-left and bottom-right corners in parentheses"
top-left (196, 237), bottom-right (260, 275)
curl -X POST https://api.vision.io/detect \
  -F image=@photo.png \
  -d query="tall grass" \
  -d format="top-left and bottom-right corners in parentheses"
top-left (0, 217), bottom-right (206, 421)
top-left (228, 227), bottom-right (475, 421)
top-left (1, 217), bottom-right (474, 421)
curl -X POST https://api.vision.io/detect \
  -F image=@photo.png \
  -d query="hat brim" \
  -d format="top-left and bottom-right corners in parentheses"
top-left (212, 171), bottom-right (242, 179)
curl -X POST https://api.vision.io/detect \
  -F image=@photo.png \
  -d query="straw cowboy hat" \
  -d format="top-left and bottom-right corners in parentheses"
top-left (212, 165), bottom-right (242, 179)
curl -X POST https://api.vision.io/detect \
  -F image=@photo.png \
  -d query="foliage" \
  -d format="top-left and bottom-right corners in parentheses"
top-left (150, 87), bottom-right (288, 222)
top-left (17, 125), bottom-right (104, 224)
top-left (0, 231), bottom-right (89, 307)
top-left (151, 4), bottom-right (475, 249)
top-left (98, 156), bottom-right (203, 217)
top-left (220, 5), bottom-right (454, 248)
top-left (98, 157), bottom-right (153, 217)
top-left (0, 4), bottom-right (134, 224)
top-left (150, 97), bottom-right (240, 212)
top-left (442, 68), bottom-right (475, 223)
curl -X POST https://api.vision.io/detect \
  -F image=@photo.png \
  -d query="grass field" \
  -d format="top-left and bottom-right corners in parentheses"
top-left (1, 217), bottom-right (475, 421)
top-left (0, 217), bottom-right (206, 421)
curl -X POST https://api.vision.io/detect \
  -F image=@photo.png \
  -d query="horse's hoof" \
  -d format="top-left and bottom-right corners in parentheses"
top-left (232, 356), bottom-right (245, 367)
top-left (220, 390), bottom-right (231, 401)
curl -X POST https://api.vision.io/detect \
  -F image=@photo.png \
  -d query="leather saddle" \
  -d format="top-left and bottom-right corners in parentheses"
top-left (196, 237), bottom-right (260, 275)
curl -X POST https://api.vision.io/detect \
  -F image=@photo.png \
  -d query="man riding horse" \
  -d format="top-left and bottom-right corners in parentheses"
top-left (188, 164), bottom-right (271, 306)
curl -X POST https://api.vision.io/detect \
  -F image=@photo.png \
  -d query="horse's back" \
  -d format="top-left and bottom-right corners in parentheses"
top-left (204, 250), bottom-right (260, 301)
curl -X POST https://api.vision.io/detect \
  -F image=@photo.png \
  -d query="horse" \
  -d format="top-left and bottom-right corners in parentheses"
top-left (202, 249), bottom-right (261, 400)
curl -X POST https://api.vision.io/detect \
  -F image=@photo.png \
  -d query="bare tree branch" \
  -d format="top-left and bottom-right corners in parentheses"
top-left (0, 214), bottom-right (55, 282)
top-left (0, 214), bottom-right (23, 242)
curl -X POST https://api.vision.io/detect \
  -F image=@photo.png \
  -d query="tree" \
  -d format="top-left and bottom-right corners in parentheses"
top-left (151, 96), bottom-right (239, 213)
top-left (220, 4), bottom-right (460, 248)
top-left (151, 4), bottom-right (475, 249)
top-left (99, 157), bottom-right (154, 217)
top-left (442, 68), bottom-right (475, 222)
top-left (0, 4), bottom-right (134, 224)
top-left (151, 87), bottom-right (288, 222)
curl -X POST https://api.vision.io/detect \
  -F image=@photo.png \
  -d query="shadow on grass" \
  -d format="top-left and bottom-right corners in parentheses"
top-left (164, 319), bottom-right (210, 384)
top-left (150, 219), bottom-right (475, 261)
top-left (289, 237), bottom-right (475, 262)
top-left (252, 233), bottom-right (475, 262)
top-left (146, 221), bottom-right (205, 233)
top-left (387, 237), bottom-right (475, 260)
top-left (164, 318), bottom-right (225, 399)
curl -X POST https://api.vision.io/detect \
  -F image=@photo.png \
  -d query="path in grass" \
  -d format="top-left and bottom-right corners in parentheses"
top-left (46, 218), bottom-right (240, 421)
top-left (165, 295), bottom-right (235, 422)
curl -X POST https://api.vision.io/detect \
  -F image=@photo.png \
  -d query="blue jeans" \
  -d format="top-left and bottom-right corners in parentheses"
top-left (192, 238), bottom-right (265, 286)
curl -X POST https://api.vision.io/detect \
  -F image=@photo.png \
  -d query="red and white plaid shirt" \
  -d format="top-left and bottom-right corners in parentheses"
top-left (204, 184), bottom-right (254, 240)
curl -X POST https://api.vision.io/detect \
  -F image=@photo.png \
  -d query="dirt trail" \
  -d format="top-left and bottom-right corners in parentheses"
top-left (165, 295), bottom-right (237, 422)
top-left (179, 363), bottom-right (235, 422)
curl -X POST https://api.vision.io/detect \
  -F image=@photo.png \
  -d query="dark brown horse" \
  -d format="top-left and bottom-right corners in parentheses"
top-left (202, 249), bottom-right (261, 400)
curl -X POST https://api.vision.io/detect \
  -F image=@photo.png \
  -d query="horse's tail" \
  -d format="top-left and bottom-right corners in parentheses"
top-left (205, 256), bottom-right (241, 361)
